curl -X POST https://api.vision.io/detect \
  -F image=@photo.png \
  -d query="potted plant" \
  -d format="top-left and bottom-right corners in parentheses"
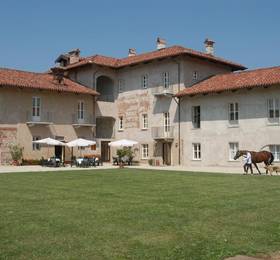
top-left (9, 144), bottom-right (24, 166)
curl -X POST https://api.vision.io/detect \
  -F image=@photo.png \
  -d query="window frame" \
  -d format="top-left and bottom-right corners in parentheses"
top-left (229, 142), bottom-right (239, 161)
top-left (192, 143), bottom-right (201, 160)
top-left (78, 100), bottom-right (85, 121)
top-left (32, 136), bottom-right (41, 151)
top-left (118, 115), bottom-right (124, 131)
top-left (118, 79), bottom-right (125, 93)
top-left (193, 71), bottom-right (198, 80)
top-left (268, 98), bottom-right (280, 122)
top-left (142, 113), bottom-right (148, 130)
top-left (32, 96), bottom-right (41, 119)
top-left (142, 74), bottom-right (148, 89)
top-left (228, 102), bottom-right (239, 124)
top-left (141, 144), bottom-right (149, 159)
top-left (269, 145), bottom-right (280, 162)
top-left (192, 106), bottom-right (201, 129)
top-left (163, 72), bottom-right (169, 88)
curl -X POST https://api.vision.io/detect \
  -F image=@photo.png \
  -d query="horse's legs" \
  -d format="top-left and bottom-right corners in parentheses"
top-left (248, 164), bottom-right (253, 175)
top-left (254, 163), bottom-right (261, 175)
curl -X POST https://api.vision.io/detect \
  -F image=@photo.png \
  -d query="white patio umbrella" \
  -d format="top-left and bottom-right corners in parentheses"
top-left (32, 137), bottom-right (65, 158)
top-left (66, 138), bottom-right (96, 147)
top-left (108, 139), bottom-right (138, 147)
top-left (32, 138), bottom-right (65, 146)
top-left (66, 138), bottom-right (96, 166)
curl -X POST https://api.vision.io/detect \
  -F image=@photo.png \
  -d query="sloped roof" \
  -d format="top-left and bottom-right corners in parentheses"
top-left (176, 66), bottom-right (280, 97)
top-left (65, 45), bottom-right (246, 71)
top-left (0, 68), bottom-right (98, 95)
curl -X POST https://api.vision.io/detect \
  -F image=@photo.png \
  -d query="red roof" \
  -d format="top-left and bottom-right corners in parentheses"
top-left (66, 45), bottom-right (246, 71)
top-left (0, 68), bottom-right (98, 95)
top-left (176, 66), bottom-right (280, 97)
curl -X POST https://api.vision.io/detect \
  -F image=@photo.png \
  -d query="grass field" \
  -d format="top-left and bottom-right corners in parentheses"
top-left (1, 169), bottom-right (280, 259)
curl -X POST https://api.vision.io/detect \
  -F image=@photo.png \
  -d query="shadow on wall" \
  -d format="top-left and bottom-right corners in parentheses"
top-left (96, 76), bottom-right (115, 102)
top-left (153, 97), bottom-right (172, 114)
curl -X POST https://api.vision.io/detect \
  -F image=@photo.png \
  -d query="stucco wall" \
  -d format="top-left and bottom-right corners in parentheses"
top-left (0, 88), bottom-right (96, 163)
top-left (180, 85), bottom-right (280, 167)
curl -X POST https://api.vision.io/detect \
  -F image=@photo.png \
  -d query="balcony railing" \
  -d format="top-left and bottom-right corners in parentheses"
top-left (151, 126), bottom-right (175, 140)
top-left (151, 85), bottom-right (175, 97)
top-left (72, 114), bottom-right (95, 127)
top-left (26, 111), bottom-right (53, 126)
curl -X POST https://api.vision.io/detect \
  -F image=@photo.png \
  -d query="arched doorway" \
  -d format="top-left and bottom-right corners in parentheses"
top-left (96, 76), bottom-right (114, 102)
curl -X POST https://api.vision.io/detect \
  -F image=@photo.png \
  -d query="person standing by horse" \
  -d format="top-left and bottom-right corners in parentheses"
top-left (243, 151), bottom-right (253, 174)
top-left (234, 150), bottom-right (274, 175)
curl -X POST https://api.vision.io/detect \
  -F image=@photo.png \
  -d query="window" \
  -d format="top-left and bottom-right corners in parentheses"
top-left (229, 142), bottom-right (239, 161)
top-left (229, 103), bottom-right (239, 123)
top-left (269, 145), bottom-right (280, 161)
top-left (192, 106), bottom-right (200, 128)
top-left (142, 75), bottom-right (148, 89)
top-left (163, 112), bottom-right (170, 132)
top-left (78, 101), bottom-right (84, 120)
top-left (192, 143), bottom-right (201, 160)
top-left (32, 97), bottom-right (41, 118)
top-left (193, 71), bottom-right (198, 80)
top-left (118, 79), bottom-right (125, 93)
top-left (142, 114), bottom-right (148, 129)
top-left (163, 72), bottom-right (169, 88)
top-left (32, 136), bottom-right (41, 151)
top-left (268, 98), bottom-right (279, 119)
top-left (142, 144), bottom-right (149, 159)
top-left (118, 116), bottom-right (124, 131)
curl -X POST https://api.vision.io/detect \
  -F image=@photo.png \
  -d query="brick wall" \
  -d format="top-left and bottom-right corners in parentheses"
top-left (0, 127), bottom-right (17, 165)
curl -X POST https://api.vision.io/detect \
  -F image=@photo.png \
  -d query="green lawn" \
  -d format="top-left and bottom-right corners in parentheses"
top-left (1, 169), bottom-right (280, 259)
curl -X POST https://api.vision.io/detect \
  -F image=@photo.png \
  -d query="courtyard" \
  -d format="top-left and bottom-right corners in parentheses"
top-left (1, 169), bottom-right (280, 259)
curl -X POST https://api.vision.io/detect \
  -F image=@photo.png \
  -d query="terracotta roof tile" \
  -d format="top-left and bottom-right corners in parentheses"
top-left (176, 66), bottom-right (280, 97)
top-left (0, 68), bottom-right (98, 95)
top-left (65, 45), bottom-right (246, 71)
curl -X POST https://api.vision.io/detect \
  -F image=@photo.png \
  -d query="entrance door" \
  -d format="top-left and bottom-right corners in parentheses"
top-left (101, 141), bottom-right (110, 162)
top-left (55, 146), bottom-right (62, 160)
top-left (162, 142), bottom-right (171, 165)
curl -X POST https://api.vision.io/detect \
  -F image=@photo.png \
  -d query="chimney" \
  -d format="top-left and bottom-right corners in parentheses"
top-left (157, 37), bottom-right (166, 50)
top-left (128, 48), bottom-right (137, 57)
top-left (204, 38), bottom-right (215, 55)
top-left (68, 49), bottom-right (80, 64)
top-left (51, 67), bottom-right (65, 84)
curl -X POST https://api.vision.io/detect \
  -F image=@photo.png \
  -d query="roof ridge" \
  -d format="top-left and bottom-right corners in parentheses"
top-left (232, 65), bottom-right (280, 75)
top-left (0, 67), bottom-right (47, 75)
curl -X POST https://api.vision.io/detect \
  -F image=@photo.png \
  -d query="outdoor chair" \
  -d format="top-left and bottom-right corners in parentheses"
top-left (113, 156), bottom-right (119, 165)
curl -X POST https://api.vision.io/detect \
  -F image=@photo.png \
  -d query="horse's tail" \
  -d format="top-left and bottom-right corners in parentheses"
top-left (269, 152), bottom-right (274, 165)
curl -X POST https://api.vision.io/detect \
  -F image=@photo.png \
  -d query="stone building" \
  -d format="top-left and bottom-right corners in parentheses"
top-left (62, 38), bottom-right (245, 165)
top-left (0, 68), bottom-right (98, 164)
top-left (1, 38), bottom-right (280, 167)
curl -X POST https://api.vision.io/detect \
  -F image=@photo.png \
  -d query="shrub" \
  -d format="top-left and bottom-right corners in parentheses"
top-left (9, 144), bottom-right (24, 163)
top-left (117, 148), bottom-right (133, 158)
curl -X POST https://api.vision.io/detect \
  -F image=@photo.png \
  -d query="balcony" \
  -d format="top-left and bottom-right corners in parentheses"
top-left (151, 126), bottom-right (175, 140)
top-left (26, 111), bottom-right (53, 127)
top-left (151, 85), bottom-right (175, 97)
top-left (72, 114), bottom-right (95, 128)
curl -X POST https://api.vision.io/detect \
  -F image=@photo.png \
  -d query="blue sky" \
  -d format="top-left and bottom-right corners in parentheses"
top-left (0, 0), bottom-right (279, 72)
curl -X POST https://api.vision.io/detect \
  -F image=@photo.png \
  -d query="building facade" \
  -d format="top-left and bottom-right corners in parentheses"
top-left (1, 38), bottom-right (280, 167)
top-left (0, 69), bottom-right (97, 164)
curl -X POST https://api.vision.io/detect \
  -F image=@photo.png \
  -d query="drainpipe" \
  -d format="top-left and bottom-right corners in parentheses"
top-left (173, 59), bottom-right (181, 165)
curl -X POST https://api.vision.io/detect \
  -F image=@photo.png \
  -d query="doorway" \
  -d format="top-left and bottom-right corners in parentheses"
top-left (162, 142), bottom-right (171, 165)
top-left (55, 146), bottom-right (62, 160)
top-left (101, 141), bottom-right (111, 162)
